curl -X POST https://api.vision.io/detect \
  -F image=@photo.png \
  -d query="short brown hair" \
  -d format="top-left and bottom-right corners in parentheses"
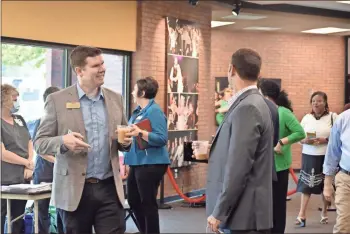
top-left (70, 46), bottom-right (102, 70)
top-left (231, 48), bottom-right (262, 81)
top-left (1, 84), bottom-right (18, 107)
top-left (136, 76), bottom-right (159, 99)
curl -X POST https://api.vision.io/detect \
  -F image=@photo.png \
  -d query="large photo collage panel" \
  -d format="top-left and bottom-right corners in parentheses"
top-left (166, 17), bottom-right (200, 168)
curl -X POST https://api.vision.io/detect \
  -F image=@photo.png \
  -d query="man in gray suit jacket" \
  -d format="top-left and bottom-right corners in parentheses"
top-left (207, 48), bottom-right (274, 234)
top-left (34, 46), bottom-right (131, 234)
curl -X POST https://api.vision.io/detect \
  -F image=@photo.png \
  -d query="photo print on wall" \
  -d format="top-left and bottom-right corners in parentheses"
top-left (166, 17), bottom-right (199, 168)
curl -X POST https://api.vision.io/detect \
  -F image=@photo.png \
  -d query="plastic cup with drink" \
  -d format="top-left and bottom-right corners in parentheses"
top-left (117, 125), bottom-right (132, 144)
top-left (192, 140), bottom-right (209, 160)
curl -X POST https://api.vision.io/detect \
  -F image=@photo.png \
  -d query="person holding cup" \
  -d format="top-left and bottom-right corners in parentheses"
top-left (123, 76), bottom-right (170, 234)
top-left (34, 46), bottom-right (132, 233)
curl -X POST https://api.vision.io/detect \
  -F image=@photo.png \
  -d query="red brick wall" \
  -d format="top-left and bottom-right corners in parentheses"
top-left (211, 30), bottom-right (345, 168)
top-left (131, 1), bottom-right (212, 197)
top-left (132, 2), bottom-right (345, 198)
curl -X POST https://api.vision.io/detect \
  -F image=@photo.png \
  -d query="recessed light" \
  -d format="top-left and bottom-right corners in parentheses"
top-left (243, 27), bottom-right (280, 31)
top-left (211, 21), bottom-right (235, 28)
top-left (302, 27), bottom-right (350, 34)
top-left (222, 13), bottom-right (267, 20)
top-left (337, 1), bottom-right (350, 4)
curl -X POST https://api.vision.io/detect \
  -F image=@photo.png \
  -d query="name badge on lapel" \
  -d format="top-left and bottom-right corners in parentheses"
top-left (66, 102), bottom-right (80, 109)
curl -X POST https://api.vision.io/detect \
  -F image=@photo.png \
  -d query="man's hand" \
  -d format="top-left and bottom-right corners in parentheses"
top-left (207, 215), bottom-right (221, 233)
top-left (324, 176), bottom-right (335, 202)
top-left (115, 127), bottom-right (133, 144)
top-left (62, 132), bottom-right (91, 152)
top-left (24, 168), bottom-right (33, 180)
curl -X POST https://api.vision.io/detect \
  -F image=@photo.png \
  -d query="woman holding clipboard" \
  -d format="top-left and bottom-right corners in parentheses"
top-left (123, 76), bottom-right (170, 234)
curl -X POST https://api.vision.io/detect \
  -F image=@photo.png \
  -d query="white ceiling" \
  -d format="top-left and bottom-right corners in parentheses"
top-left (211, 1), bottom-right (350, 35)
top-left (247, 1), bottom-right (350, 12)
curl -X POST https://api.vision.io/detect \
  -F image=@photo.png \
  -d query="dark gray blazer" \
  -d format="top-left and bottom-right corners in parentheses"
top-left (264, 98), bottom-right (279, 182)
top-left (206, 89), bottom-right (274, 231)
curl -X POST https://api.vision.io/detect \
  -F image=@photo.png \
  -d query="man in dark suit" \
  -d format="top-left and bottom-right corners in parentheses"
top-left (206, 48), bottom-right (274, 234)
top-left (261, 89), bottom-right (279, 182)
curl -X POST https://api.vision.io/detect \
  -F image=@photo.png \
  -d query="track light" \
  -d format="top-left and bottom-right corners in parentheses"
top-left (232, 0), bottom-right (241, 16)
top-left (189, 0), bottom-right (199, 6)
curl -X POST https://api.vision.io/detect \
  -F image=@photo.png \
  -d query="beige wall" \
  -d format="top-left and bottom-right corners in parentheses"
top-left (2, 1), bottom-right (137, 51)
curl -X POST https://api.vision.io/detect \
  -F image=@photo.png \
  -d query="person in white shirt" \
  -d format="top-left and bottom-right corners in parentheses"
top-left (295, 91), bottom-right (337, 227)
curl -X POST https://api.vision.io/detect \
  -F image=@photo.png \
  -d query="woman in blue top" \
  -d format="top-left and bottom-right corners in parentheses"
top-left (124, 76), bottom-right (170, 234)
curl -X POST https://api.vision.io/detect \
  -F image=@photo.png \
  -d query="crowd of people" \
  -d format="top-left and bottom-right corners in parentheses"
top-left (1, 46), bottom-right (350, 234)
top-left (1, 46), bottom-right (170, 234)
top-left (205, 48), bottom-right (350, 234)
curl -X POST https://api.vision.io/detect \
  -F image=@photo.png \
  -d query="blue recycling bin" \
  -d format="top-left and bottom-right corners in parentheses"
top-left (3, 213), bottom-right (34, 234)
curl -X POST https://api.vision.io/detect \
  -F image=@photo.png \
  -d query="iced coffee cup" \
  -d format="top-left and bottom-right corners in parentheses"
top-left (117, 125), bottom-right (131, 144)
top-left (192, 140), bottom-right (209, 160)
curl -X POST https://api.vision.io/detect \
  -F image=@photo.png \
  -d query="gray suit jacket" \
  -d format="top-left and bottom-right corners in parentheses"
top-left (34, 85), bottom-right (129, 212)
top-left (206, 89), bottom-right (273, 231)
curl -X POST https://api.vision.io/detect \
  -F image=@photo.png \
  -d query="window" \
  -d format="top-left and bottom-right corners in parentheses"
top-left (1, 43), bottom-right (67, 132)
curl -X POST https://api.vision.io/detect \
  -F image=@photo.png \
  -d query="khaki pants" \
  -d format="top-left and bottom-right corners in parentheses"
top-left (334, 171), bottom-right (350, 233)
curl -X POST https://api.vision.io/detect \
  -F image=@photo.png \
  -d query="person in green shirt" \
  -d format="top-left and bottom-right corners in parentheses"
top-left (215, 88), bottom-right (232, 125)
top-left (259, 79), bottom-right (305, 234)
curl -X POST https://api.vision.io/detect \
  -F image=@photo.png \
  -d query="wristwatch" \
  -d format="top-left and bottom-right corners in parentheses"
top-left (278, 139), bottom-right (284, 146)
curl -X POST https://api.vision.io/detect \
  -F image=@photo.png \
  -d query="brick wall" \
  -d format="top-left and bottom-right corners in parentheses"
top-left (131, 1), bottom-right (212, 197)
top-left (132, 2), bottom-right (345, 198)
top-left (211, 30), bottom-right (345, 168)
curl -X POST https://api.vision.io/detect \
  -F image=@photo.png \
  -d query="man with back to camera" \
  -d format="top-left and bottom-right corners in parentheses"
top-left (34, 45), bottom-right (132, 234)
top-left (32, 86), bottom-right (63, 234)
top-left (206, 48), bottom-right (274, 234)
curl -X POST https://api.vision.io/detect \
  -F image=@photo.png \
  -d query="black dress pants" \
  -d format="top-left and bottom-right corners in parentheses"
top-left (57, 177), bottom-right (125, 234)
top-left (272, 169), bottom-right (289, 234)
top-left (127, 164), bottom-right (168, 234)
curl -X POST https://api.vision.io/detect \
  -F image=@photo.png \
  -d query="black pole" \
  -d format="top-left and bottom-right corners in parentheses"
top-left (158, 176), bottom-right (172, 209)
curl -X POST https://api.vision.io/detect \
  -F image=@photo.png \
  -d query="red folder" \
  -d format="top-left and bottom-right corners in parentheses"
top-left (135, 118), bottom-right (152, 150)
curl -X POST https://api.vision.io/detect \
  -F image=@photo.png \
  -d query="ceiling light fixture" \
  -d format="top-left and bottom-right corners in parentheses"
top-left (189, 0), bottom-right (199, 6)
top-left (337, 1), bottom-right (350, 4)
top-left (302, 27), bottom-right (350, 34)
top-left (222, 12), bottom-right (267, 20)
top-left (244, 27), bottom-right (280, 31)
top-left (232, 0), bottom-right (242, 16)
top-left (211, 21), bottom-right (235, 28)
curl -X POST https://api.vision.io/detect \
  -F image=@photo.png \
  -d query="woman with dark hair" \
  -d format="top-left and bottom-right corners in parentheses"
top-left (296, 91), bottom-right (337, 227)
top-left (259, 79), bottom-right (305, 234)
top-left (124, 76), bottom-right (170, 234)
